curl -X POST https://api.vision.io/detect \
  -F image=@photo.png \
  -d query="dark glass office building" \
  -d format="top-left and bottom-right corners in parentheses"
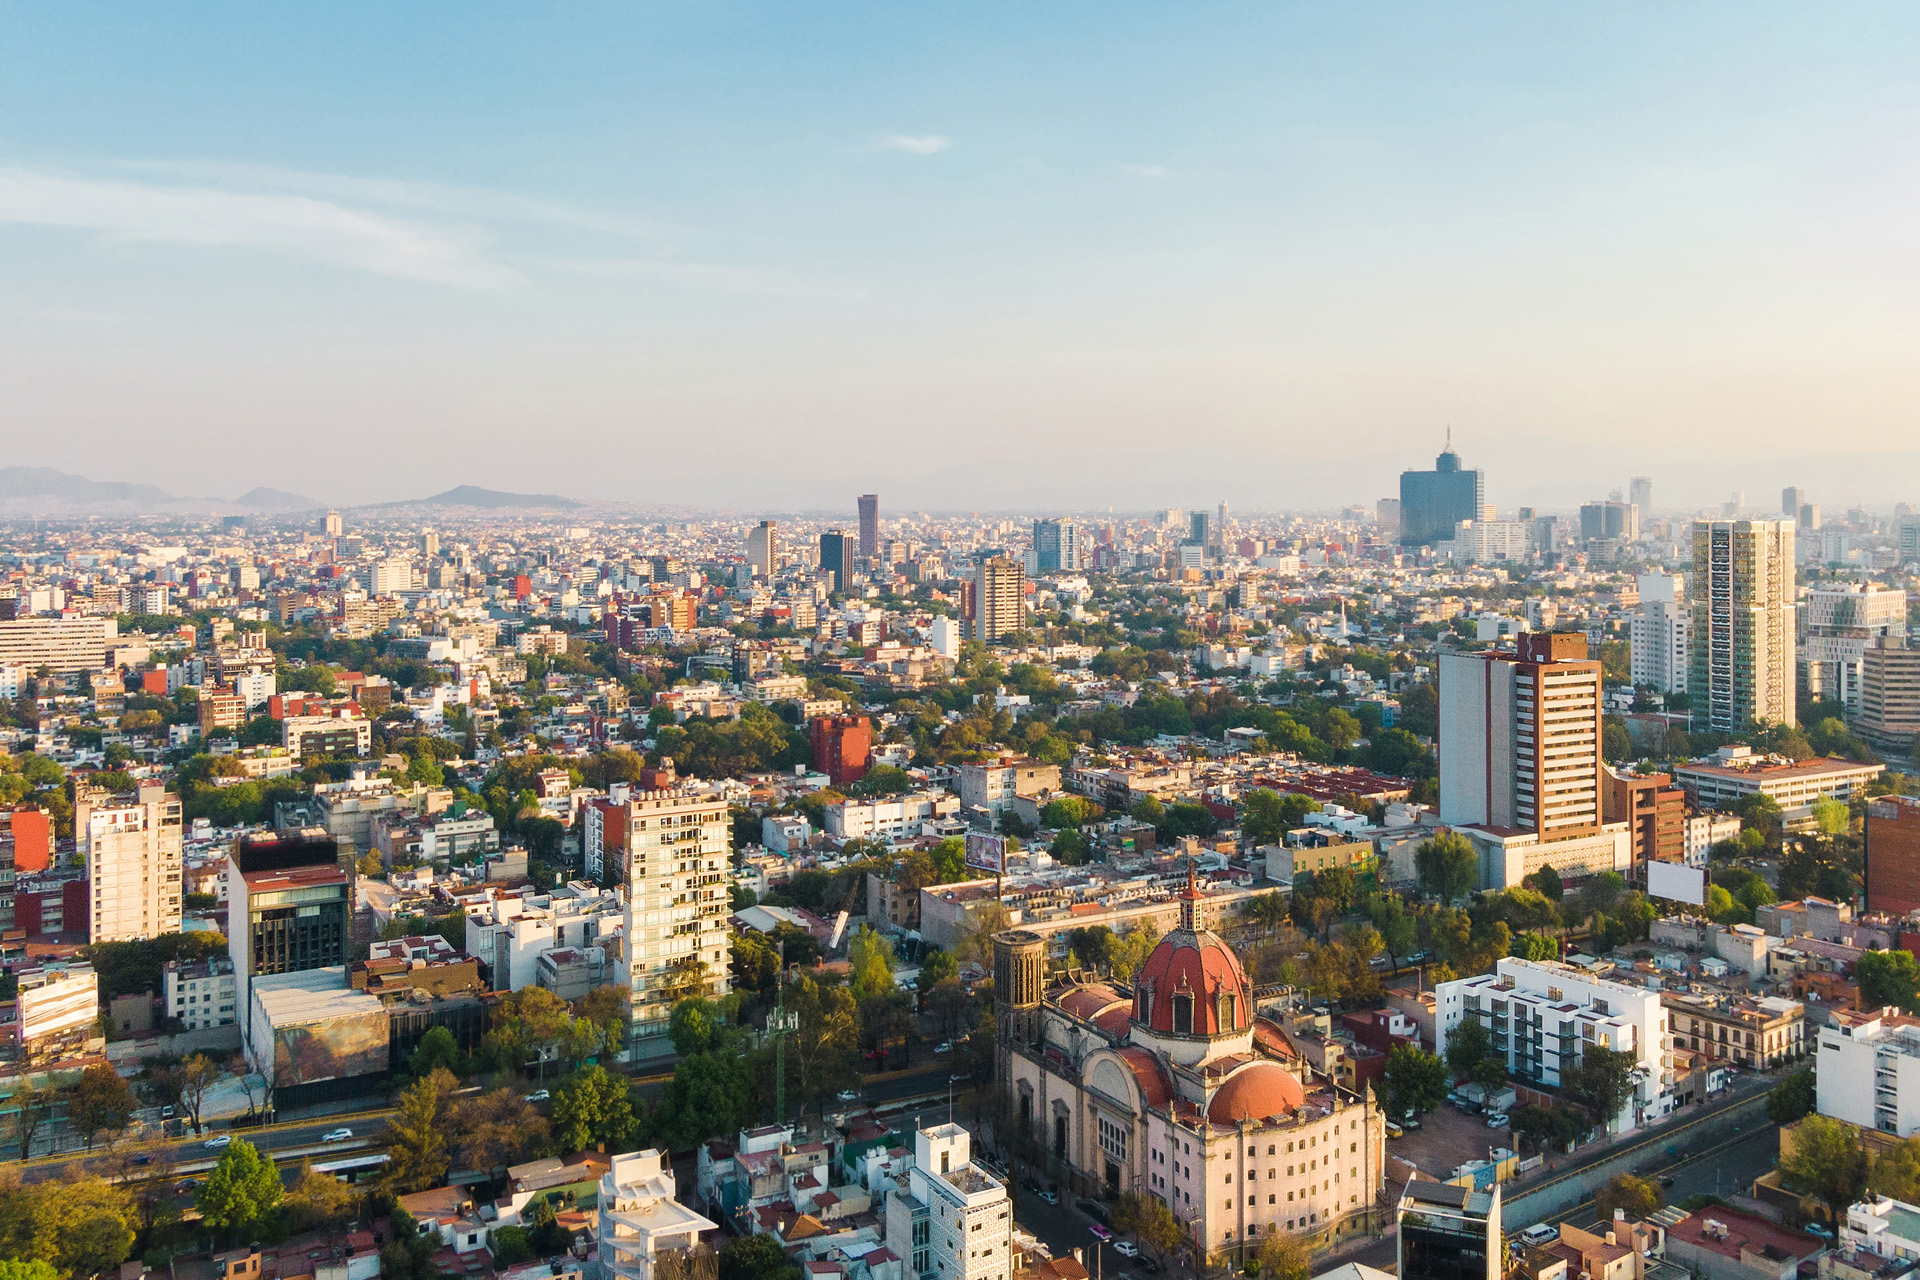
top-left (1397, 1180), bottom-right (1500, 1280)
top-left (819, 531), bottom-right (854, 593)
top-left (1399, 445), bottom-right (1486, 546)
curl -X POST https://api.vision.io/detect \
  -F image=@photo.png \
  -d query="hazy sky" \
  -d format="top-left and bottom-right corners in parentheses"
top-left (3, 3), bottom-right (1919, 513)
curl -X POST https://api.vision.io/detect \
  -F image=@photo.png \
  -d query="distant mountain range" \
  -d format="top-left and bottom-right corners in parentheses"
top-left (0, 468), bottom-right (583, 515)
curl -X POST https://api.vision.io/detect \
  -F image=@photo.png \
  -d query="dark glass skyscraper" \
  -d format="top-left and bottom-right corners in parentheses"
top-left (1399, 443), bottom-right (1485, 546)
top-left (857, 494), bottom-right (879, 558)
top-left (820, 531), bottom-right (854, 593)
top-left (1033, 517), bottom-right (1082, 572)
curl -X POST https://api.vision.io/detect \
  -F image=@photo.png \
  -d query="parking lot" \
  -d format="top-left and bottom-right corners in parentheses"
top-left (1387, 1101), bottom-right (1514, 1183)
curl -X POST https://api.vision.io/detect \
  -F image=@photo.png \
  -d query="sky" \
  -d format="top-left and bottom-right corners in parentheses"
top-left (2, 3), bottom-right (1919, 514)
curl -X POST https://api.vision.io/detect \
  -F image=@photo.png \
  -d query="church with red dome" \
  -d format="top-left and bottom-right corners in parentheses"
top-left (992, 868), bottom-right (1385, 1259)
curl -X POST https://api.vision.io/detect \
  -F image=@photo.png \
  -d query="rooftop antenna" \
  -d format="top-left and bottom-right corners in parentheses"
top-left (1445, 423), bottom-right (1453, 451)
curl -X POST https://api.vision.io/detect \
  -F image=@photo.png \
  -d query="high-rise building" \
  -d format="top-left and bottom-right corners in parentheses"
top-left (971, 555), bottom-right (1025, 643)
top-left (1781, 487), bottom-right (1803, 519)
top-left (420, 528), bottom-right (439, 558)
top-left (1629, 572), bottom-right (1689, 695)
top-left (857, 494), bottom-right (880, 559)
top-left (1188, 510), bottom-right (1211, 547)
top-left (80, 783), bottom-right (183, 944)
top-left (1861, 640), bottom-right (1920, 752)
top-left (324, 509), bottom-right (342, 538)
top-left (1032, 517), bottom-right (1083, 572)
top-left (1603, 765), bottom-right (1686, 865)
top-left (746, 521), bottom-right (778, 579)
top-left (810, 714), bottom-right (872, 788)
top-left (882, 1123), bottom-right (1011, 1280)
top-left (1801, 584), bottom-right (1907, 713)
top-left (1689, 520), bottom-right (1797, 734)
top-left (1398, 440), bottom-right (1485, 547)
top-left (581, 783), bottom-right (732, 1047)
top-left (1867, 794), bottom-right (1920, 917)
top-left (1630, 476), bottom-right (1653, 514)
top-left (226, 829), bottom-right (349, 1032)
top-left (1441, 633), bottom-right (1604, 841)
top-left (1800, 503), bottom-right (1822, 532)
top-left (1377, 497), bottom-right (1402, 529)
top-left (1579, 500), bottom-right (1639, 544)
top-left (0, 616), bottom-right (117, 674)
top-left (819, 531), bottom-right (854, 593)
top-left (1397, 1181), bottom-right (1500, 1280)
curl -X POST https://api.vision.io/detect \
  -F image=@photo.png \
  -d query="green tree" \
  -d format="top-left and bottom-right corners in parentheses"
top-left (1780, 1114), bottom-right (1868, 1223)
top-left (491, 1226), bottom-right (535, 1267)
top-left (385, 1068), bottom-right (455, 1193)
top-left (551, 1065), bottom-right (638, 1154)
top-left (1109, 922), bottom-right (1160, 983)
top-left (67, 1064), bottom-right (135, 1152)
top-left (197, 1137), bottom-right (283, 1242)
top-left (0, 1178), bottom-right (133, 1280)
top-left (1594, 1173), bottom-right (1662, 1221)
top-left (1252, 1233), bottom-right (1309, 1280)
top-left (1383, 1045), bottom-right (1448, 1119)
top-left (1859, 949), bottom-right (1920, 1013)
top-left (1871, 1137), bottom-right (1920, 1204)
top-left (1563, 1046), bottom-right (1641, 1128)
top-left (650, 1051), bottom-right (756, 1151)
top-left (1415, 831), bottom-right (1478, 903)
top-left (1602, 717), bottom-right (1633, 763)
top-left (670, 997), bottom-right (728, 1057)
top-left (409, 1025), bottom-right (465, 1078)
top-left (919, 947), bottom-right (959, 987)
top-left (1511, 932), bottom-right (1557, 961)
top-left (285, 1159), bottom-right (357, 1232)
top-left (1110, 1191), bottom-right (1189, 1258)
top-left (847, 926), bottom-right (897, 1002)
top-left (1445, 1017), bottom-right (1495, 1081)
top-left (1522, 866), bottom-right (1563, 901)
top-left (1812, 796), bottom-right (1851, 836)
top-left (0, 1261), bottom-right (60, 1280)
top-left (719, 1233), bottom-right (803, 1280)
top-left (1768, 1070), bottom-right (1817, 1125)
top-left (1368, 895), bottom-right (1417, 970)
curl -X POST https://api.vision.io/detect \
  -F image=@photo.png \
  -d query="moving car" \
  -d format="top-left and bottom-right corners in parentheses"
top-left (524, 1090), bottom-right (550, 1103)
top-left (935, 1042), bottom-right (953, 1054)
top-left (1089, 1226), bottom-right (1115, 1242)
top-left (322, 1128), bottom-right (353, 1142)
top-left (1805, 1225), bottom-right (1835, 1241)
top-left (836, 1089), bottom-right (859, 1102)
top-left (1115, 1242), bottom-right (1140, 1258)
top-left (204, 1134), bottom-right (231, 1149)
top-left (1037, 1189), bottom-right (1059, 1205)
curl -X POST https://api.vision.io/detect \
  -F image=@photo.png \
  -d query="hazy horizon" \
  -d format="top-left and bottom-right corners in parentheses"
top-left (4, 4), bottom-right (1918, 512)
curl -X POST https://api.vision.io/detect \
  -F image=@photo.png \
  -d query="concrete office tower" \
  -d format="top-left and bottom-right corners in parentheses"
top-left (1032, 517), bottom-right (1083, 572)
top-left (857, 493), bottom-right (879, 558)
top-left (1630, 475), bottom-right (1653, 514)
top-left (971, 555), bottom-right (1025, 643)
top-left (746, 520), bottom-right (777, 578)
top-left (324, 509), bottom-right (342, 538)
top-left (1690, 520), bottom-right (1797, 733)
top-left (1398, 438), bottom-right (1485, 546)
top-left (1782, 487), bottom-right (1803, 519)
top-left (1398, 1181), bottom-right (1500, 1280)
top-left (0, 616), bottom-right (117, 673)
top-left (80, 783), bottom-right (183, 943)
top-left (420, 528), bottom-right (438, 558)
top-left (1440, 632), bottom-right (1604, 840)
top-left (1862, 641), bottom-right (1920, 751)
top-left (1802, 584), bottom-right (1907, 713)
top-left (1630, 573), bottom-right (1690, 695)
top-left (1377, 497), bottom-right (1402, 529)
top-left (818, 531), bottom-right (853, 593)
top-left (580, 783), bottom-right (732, 1047)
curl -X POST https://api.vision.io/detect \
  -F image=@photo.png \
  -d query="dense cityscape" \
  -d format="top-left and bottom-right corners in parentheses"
top-left (0, 452), bottom-right (1915, 1280)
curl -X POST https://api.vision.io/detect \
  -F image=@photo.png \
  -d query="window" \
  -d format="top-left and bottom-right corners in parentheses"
top-left (1172, 992), bottom-right (1193, 1034)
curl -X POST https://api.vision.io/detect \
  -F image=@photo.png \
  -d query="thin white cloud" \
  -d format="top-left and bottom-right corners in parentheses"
top-left (519, 254), bottom-right (866, 299)
top-left (1119, 163), bottom-right (1171, 180)
top-left (0, 165), bottom-right (517, 287)
top-left (880, 135), bottom-right (951, 155)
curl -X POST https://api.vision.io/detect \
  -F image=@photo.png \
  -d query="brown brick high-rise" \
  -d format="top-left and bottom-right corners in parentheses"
top-left (1867, 795), bottom-right (1920, 916)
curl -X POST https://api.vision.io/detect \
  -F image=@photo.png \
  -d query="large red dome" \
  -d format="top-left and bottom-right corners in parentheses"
top-left (1206, 1063), bottom-right (1307, 1125)
top-left (1132, 926), bottom-right (1251, 1038)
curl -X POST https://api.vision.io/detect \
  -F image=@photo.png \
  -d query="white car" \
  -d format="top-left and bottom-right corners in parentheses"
top-left (1114, 1242), bottom-right (1140, 1258)
top-left (1486, 1112), bottom-right (1510, 1129)
top-left (935, 1042), bottom-right (953, 1054)
top-left (204, 1134), bottom-right (231, 1149)
top-left (836, 1089), bottom-right (859, 1102)
top-left (322, 1128), bottom-right (353, 1143)
top-left (524, 1090), bottom-right (550, 1103)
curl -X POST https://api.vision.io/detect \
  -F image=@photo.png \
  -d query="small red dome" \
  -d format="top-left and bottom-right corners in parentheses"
top-left (1206, 1063), bottom-right (1307, 1125)
top-left (1132, 927), bottom-right (1251, 1037)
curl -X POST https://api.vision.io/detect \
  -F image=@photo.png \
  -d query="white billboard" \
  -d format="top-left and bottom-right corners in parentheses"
top-left (965, 832), bottom-right (1005, 874)
top-left (1647, 860), bottom-right (1706, 906)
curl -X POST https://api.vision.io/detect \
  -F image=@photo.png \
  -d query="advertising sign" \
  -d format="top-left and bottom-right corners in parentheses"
top-left (1646, 860), bottom-right (1706, 907)
top-left (965, 832), bottom-right (1005, 874)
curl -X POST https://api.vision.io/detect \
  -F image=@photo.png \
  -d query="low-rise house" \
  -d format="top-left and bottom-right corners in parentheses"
top-left (1664, 1206), bottom-right (1826, 1280)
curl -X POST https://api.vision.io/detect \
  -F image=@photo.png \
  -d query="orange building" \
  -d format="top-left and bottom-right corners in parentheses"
top-left (1867, 794), bottom-right (1920, 916)
top-left (1603, 766), bottom-right (1687, 865)
top-left (810, 714), bottom-right (872, 789)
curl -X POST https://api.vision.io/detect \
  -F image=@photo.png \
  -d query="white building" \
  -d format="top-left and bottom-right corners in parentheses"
top-left (1683, 812), bottom-right (1743, 867)
top-left (1435, 958), bottom-right (1670, 1132)
top-left (1802, 585), bottom-right (1907, 715)
top-left (1846, 1196), bottom-right (1920, 1262)
top-left (582, 784), bottom-right (733, 1047)
top-left (465, 882), bottom-right (623, 993)
top-left (14, 962), bottom-right (99, 1060)
top-left (371, 558), bottom-right (417, 596)
top-left (1630, 573), bottom-right (1690, 696)
top-left (929, 616), bottom-right (962, 661)
top-left (1444, 520), bottom-right (1534, 564)
top-left (80, 783), bottom-right (184, 943)
top-left (0, 616), bottom-right (116, 673)
top-left (825, 790), bottom-right (962, 842)
top-left (164, 956), bottom-right (238, 1031)
top-left (1817, 1008), bottom-right (1920, 1138)
top-left (883, 1124), bottom-right (1012, 1280)
top-left (597, 1149), bottom-right (719, 1280)
top-left (232, 668), bottom-right (276, 711)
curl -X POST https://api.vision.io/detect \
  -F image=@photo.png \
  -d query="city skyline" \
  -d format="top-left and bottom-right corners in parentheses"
top-left (2, 6), bottom-right (1919, 508)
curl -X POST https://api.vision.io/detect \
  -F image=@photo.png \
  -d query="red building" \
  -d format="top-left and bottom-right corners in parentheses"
top-left (7, 808), bottom-right (50, 873)
top-left (810, 715), bottom-right (872, 789)
top-left (1868, 795), bottom-right (1920, 916)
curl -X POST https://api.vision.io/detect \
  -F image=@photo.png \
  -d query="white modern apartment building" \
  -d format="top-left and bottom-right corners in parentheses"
top-left (1435, 958), bottom-right (1669, 1132)
top-left (582, 783), bottom-right (732, 1047)
top-left (0, 616), bottom-right (116, 674)
top-left (80, 783), bottom-right (183, 943)
top-left (465, 881), bottom-right (623, 992)
top-left (1801, 584), bottom-right (1907, 715)
top-left (1817, 1008), bottom-right (1920, 1138)
top-left (164, 956), bottom-right (238, 1031)
top-left (597, 1149), bottom-right (719, 1280)
top-left (1630, 573), bottom-right (1690, 695)
top-left (826, 790), bottom-right (962, 842)
top-left (884, 1123), bottom-right (1013, 1280)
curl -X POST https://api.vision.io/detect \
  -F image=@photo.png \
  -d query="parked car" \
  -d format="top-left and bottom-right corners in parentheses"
top-left (1805, 1225), bottom-right (1835, 1241)
top-left (1519, 1225), bottom-right (1559, 1248)
top-left (1384, 1121), bottom-right (1404, 1139)
top-left (524, 1089), bottom-right (550, 1103)
top-left (1115, 1242), bottom-right (1140, 1258)
top-left (1038, 1189), bottom-right (1060, 1205)
top-left (1089, 1226), bottom-right (1115, 1242)
top-left (131, 1154), bottom-right (152, 1166)
top-left (322, 1128), bottom-right (353, 1142)
top-left (1399, 1116), bottom-right (1421, 1131)
top-left (204, 1134), bottom-right (231, 1149)
top-left (1486, 1112), bottom-right (1510, 1129)
top-left (935, 1042), bottom-right (953, 1054)
top-left (836, 1089), bottom-right (859, 1102)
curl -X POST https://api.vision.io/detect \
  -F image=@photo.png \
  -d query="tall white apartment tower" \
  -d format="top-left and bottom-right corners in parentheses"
top-left (581, 783), bottom-right (733, 1049)
top-left (324, 509), bottom-right (343, 538)
top-left (971, 555), bottom-right (1025, 643)
top-left (746, 521), bottom-right (778, 579)
top-left (1630, 572), bottom-right (1690, 695)
top-left (79, 783), bottom-right (184, 943)
top-left (884, 1123), bottom-right (1013, 1280)
top-left (1690, 520), bottom-right (1797, 734)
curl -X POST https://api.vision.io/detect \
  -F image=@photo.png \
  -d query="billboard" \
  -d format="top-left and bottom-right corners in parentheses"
top-left (965, 832), bottom-right (1005, 874)
top-left (1646, 860), bottom-right (1706, 907)
top-left (273, 1009), bottom-right (390, 1085)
